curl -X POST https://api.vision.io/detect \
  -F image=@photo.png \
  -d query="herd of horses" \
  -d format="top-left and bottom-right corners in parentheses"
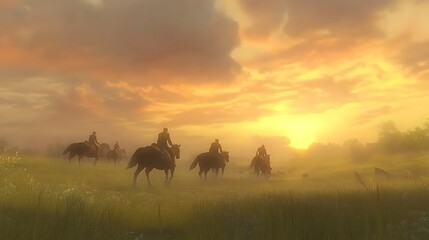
top-left (62, 141), bottom-right (272, 187)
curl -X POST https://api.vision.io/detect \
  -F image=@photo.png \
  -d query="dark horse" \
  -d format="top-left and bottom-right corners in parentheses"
top-left (98, 143), bottom-right (110, 160)
top-left (107, 150), bottom-right (120, 164)
top-left (250, 155), bottom-right (271, 178)
top-left (62, 142), bottom-right (98, 166)
top-left (189, 151), bottom-right (229, 180)
top-left (127, 144), bottom-right (181, 187)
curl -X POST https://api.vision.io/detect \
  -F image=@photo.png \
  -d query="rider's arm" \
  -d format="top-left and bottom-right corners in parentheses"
top-left (167, 134), bottom-right (173, 146)
top-left (219, 144), bottom-right (223, 153)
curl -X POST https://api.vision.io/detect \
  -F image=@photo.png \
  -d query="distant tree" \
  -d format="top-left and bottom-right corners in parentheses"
top-left (377, 120), bottom-right (429, 153)
top-left (343, 139), bottom-right (368, 161)
top-left (306, 142), bottom-right (343, 159)
top-left (377, 121), bottom-right (403, 153)
top-left (402, 125), bottom-right (429, 152)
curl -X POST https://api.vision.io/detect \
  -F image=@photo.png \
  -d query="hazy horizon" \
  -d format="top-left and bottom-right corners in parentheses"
top-left (1, 0), bottom-right (429, 159)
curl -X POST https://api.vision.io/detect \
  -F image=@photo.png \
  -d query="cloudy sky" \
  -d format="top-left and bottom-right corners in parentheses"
top-left (1, 0), bottom-right (428, 160)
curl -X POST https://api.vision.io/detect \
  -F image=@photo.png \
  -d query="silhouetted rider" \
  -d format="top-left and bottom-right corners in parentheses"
top-left (113, 141), bottom-right (121, 155)
top-left (88, 131), bottom-right (100, 154)
top-left (209, 139), bottom-right (223, 161)
top-left (157, 128), bottom-right (175, 160)
top-left (256, 145), bottom-right (269, 161)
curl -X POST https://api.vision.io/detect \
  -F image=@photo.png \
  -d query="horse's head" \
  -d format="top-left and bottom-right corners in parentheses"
top-left (222, 151), bottom-right (230, 162)
top-left (266, 154), bottom-right (271, 161)
top-left (171, 144), bottom-right (181, 159)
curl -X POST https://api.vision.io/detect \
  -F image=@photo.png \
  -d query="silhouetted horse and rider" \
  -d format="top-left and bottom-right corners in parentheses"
top-left (107, 141), bottom-right (122, 164)
top-left (189, 139), bottom-right (230, 179)
top-left (189, 151), bottom-right (230, 180)
top-left (250, 145), bottom-right (271, 178)
top-left (62, 131), bottom-right (100, 165)
top-left (127, 128), bottom-right (181, 187)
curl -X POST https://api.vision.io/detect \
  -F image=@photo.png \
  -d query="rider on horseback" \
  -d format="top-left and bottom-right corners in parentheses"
top-left (209, 139), bottom-right (223, 161)
top-left (88, 131), bottom-right (100, 155)
top-left (113, 141), bottom-right (121, 155)
top-left (157, 128), bottom-right (175, 162)
top-left (256, 145), bottom-right (269, 162)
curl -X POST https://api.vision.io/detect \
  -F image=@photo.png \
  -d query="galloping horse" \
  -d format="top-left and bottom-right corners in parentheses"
top-left (189, 151), bottom-right (229, 179)
top-left (107, 150), bottom-right (120, 164)
top-left (250, 155), bottom-right (271, 178)
top-left (62, 142), bottom-right (98, 166)
top-left (127, 144), bottom-right (181, 187)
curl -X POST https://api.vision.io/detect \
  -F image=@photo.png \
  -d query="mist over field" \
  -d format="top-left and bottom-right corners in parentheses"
top-left (1, 121), bottom-right (429, 239)
top-left (2, 0), bottom-right (429, 239)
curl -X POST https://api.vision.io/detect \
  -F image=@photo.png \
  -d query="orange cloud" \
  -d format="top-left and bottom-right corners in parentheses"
top-left (1, 0), bottom-right (241, 83)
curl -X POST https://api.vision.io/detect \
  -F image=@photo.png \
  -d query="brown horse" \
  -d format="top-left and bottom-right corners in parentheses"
top-left (189, 151), bottom-right (229, 180)
top-left (250, 155), bottom-right (271, 178)
top-left (62, 142), bottom-right (98, 166)
top-left (107, 150), bottom-right (120, 164)
top-left (98, 143), bottom-right (110, 160)
top-left (127, 144), bottom-right (181, 187)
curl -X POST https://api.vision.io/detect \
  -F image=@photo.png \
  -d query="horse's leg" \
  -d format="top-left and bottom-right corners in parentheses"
top-left (169, 168), bottom-right (175, 184)
top-left (215, 168), bottom-right (219, 178)
top-left (78, 156), bottom-right (82, 166)
top-left (198, 168), bottom-right (203, 179)
top-left (204, 169), bottom-right (209, 180)
top-left (133, 164), bottom-right (144, 189)
top-left (145, 167), bottom-right (154, 187)
top-left (164, 169), bottom-right (169, 185)
top-left (222, 167), bottom-right (225, 177)
top-left (68, 153), bottom-right (75, 164)
top-left (93, 156), bottom-right (99, 166)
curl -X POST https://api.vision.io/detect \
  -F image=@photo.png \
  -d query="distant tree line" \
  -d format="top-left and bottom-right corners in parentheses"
top-left (378, 121), bottom-right (429, 153)
top-left (306, 120), bottom-right (429, 161)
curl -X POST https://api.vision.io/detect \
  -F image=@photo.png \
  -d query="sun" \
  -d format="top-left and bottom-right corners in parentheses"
top-left (256, 114), bottom-right (321, 149)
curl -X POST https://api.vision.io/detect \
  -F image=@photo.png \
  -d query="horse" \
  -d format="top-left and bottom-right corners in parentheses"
top-left (107, 150), bottom-right (120, 164)
top-left (62, 142), bottom-right (98, 166)
top-left (119, 149), bottom-right (127, 160)
top-left (189, 151), bottom-right (229, 180)
top-left (250, 155), bottom-right (271, 178)
top-left (126, 144), bottom-right (181, 188)
top-left (98, 143), bottom-right (110, 160)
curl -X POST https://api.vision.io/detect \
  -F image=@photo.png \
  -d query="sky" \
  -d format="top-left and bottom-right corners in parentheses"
top-left (1, 0), bottom-right (429, 161)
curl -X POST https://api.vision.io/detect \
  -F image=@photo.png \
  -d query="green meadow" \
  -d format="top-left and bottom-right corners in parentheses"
top-left (1, 150), bottom-right (429, 240)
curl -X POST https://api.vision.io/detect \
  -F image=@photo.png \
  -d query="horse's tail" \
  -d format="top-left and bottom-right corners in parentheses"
top-left (189, 155), bottom-right (201, 171)
top-left (63, 144), bottom-right (72, 155)
top-left (126, 151), bottom-right (139, 169)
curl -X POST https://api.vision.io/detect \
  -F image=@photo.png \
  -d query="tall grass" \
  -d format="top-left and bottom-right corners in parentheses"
top-left (186, 189), bottom-right (429, 240)
top-left (1, 150), bottom-right (429, 239)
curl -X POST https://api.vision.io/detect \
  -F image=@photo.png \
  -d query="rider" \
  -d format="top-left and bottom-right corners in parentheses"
top-left (113, 141), bottom-right (121, 155)
top-left (209, 139), bottom-right (223, 161)
top-left (88, 131), bottom-right (100, 154)
top-left (157, 128), bottom-right (175, 160)
top-left (256, 144), bottom-right (269, 162)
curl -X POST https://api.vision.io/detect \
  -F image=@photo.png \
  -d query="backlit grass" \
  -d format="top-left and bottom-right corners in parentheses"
top-left (1, 150), bottom-right (429, 239)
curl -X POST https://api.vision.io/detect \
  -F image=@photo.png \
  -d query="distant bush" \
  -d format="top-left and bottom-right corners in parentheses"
top-left (378, 121), bottom-right (429, 154)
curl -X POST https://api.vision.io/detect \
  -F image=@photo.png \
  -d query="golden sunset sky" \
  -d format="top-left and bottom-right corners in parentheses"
top-left (1, 0), bottom-right (429, 160)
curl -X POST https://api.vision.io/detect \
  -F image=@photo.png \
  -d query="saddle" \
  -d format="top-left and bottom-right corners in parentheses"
top-left (151, 143), bottom-right (175, 167)
top-left (84, 141), bottom-right (98, 156)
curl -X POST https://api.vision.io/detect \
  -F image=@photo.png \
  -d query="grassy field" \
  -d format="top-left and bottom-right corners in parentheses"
top-left (1, 151), bottom-right (429, 239)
